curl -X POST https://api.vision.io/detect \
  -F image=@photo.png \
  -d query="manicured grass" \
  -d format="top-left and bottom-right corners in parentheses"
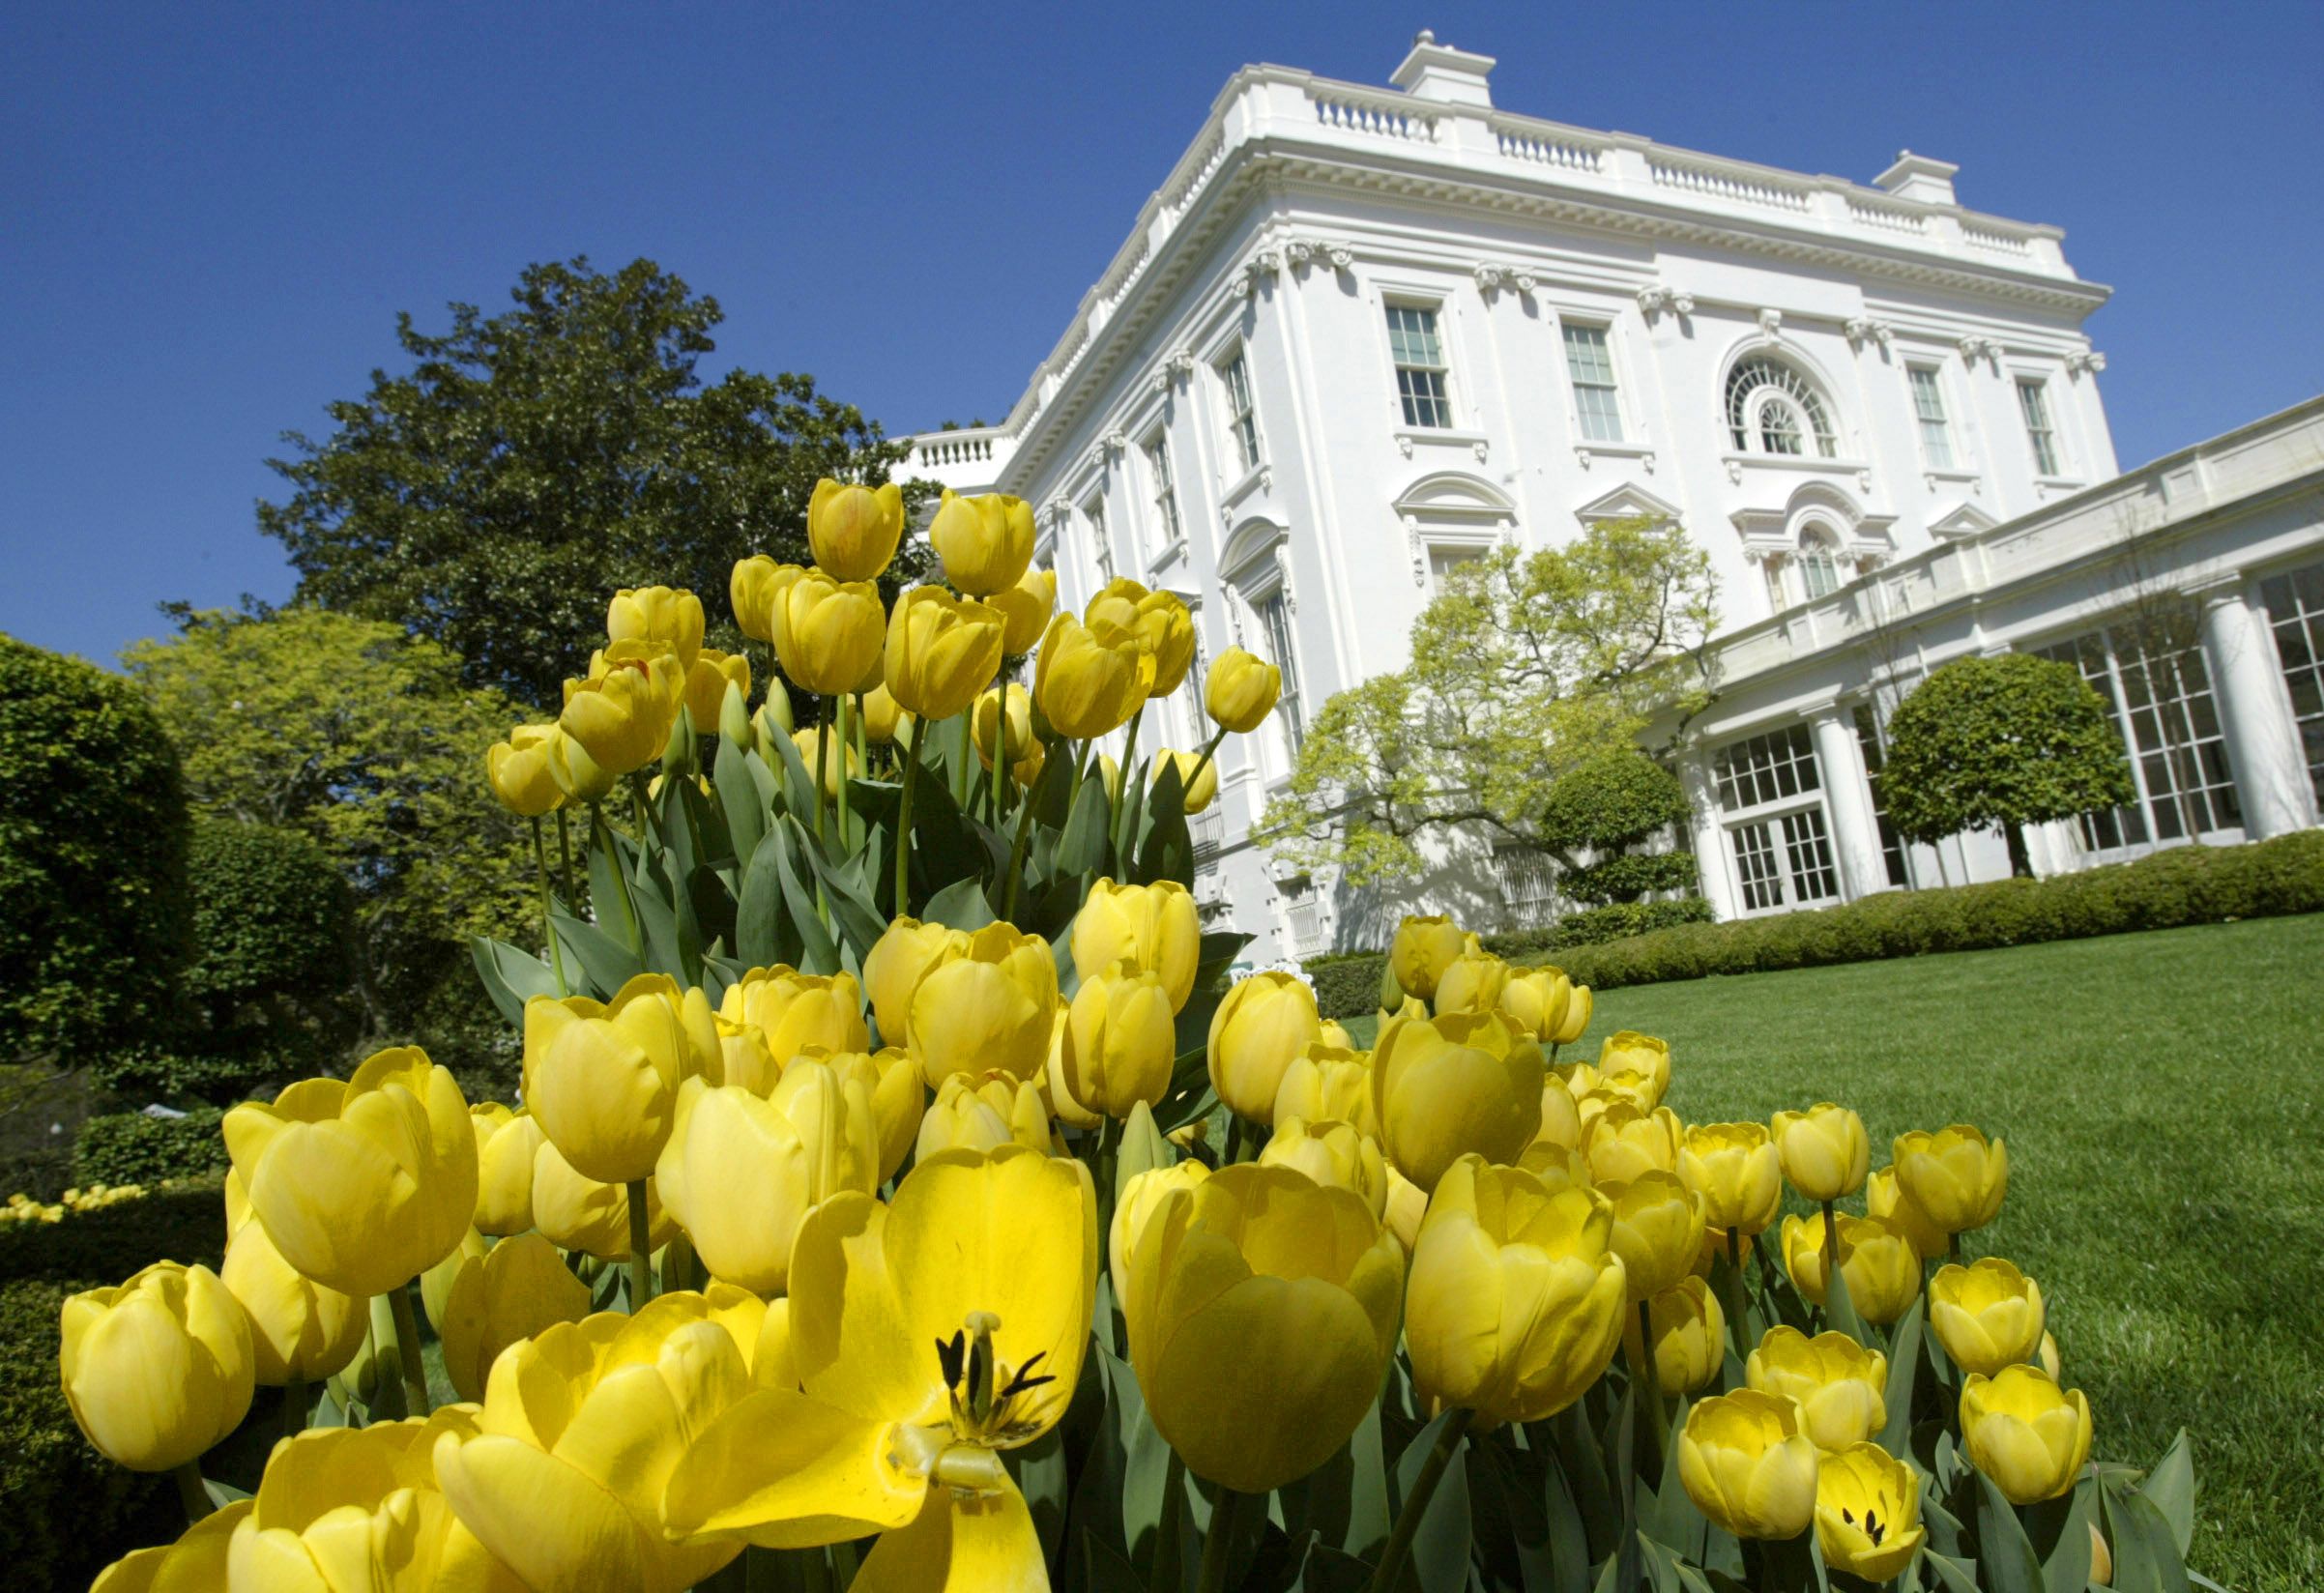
top-left (1351, 914), bottom-right (2324, 1592)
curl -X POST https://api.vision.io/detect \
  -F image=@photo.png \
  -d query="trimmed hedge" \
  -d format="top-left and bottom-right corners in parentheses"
top-left (73, 1109), bottom-right (232, 1187)
top-left (1554, 830), bottom-right (2324, 992)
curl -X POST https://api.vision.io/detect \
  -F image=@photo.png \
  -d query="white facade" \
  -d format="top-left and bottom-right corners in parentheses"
top-left (894, 34), bottom-right (2324, 962)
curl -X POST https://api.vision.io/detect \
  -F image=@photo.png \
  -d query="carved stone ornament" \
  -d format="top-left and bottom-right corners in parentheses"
top-left (1473, 263), bottom-right (1504, 292)
top-left (1670, 291), bottom-right (1695, 316)
top-left (1725, 459), bottom-right (1744, 485)
top-left (1636, 286), bottom-right (1670, 317)
top-left (1396, 434), bottom-right (1416, 460)
top-left (1758, 308), bottom-right (1784, 341)
top-left (2064, 350), bottom-right (2107, 377)
top-left (1471, 440), bottom-right (1489, 464)
top-left (1575, 447), bottom-right (1592, 470)
top-left (1845, 316), bottom-right (1894, 348)
top-left (1856, 469), bottom-right (1873, 494)
top-left (1959, 335), bottom-right (2001, 366)
top-left (1404, 513), bottom-right (1426, 586)
top-left (1101, 430), bottom-right (1128, 458)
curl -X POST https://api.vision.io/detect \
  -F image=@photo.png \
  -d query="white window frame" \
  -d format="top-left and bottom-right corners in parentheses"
top-left (1907, 364), bottom-right (1957, 471)
top-left (2016, 375), bottom-right (2065, 478)
top-left (1724, 356), bottom-right (1840, 459)
top-left (1559, 319), bottom-right (1627, 445)
top-left (1383, 300), bottom-right (1457, 430)
top-left (1218, 349), bottom-right (1263, 477)
top-left (1709, 723), bottom-right (1844, 916)
top-left (1144, 432), bottom-right (1183, 560)
top-left (1797, 523), bottom-right (1844, 600)
top-left (1083, 493), bottom-right (1114, 587)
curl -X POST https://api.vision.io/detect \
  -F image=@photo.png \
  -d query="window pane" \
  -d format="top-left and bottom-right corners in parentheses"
top-left (1909, 367), bottom-right (1955, 470)
top-left (2262, 560), bottom-right (2324, 804)
top-left (2018, 379), bottom-right (2060, 476)
top-left (1730, 821), bottom-right (1786, 912)
top-left (1781, 808), bottom-right (1841, 902)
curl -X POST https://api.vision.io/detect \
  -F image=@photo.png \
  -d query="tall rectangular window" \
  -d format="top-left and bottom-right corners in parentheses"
top-left (1713, 723), bottom-right (1839, 914)
top-left (1146, 437), bottom-right (1182, 550)
top-left (1561, 324), bottom-right (1625, 443)
top-left (1908, 366), bottom-right (1955, 470)
top-left (2034, 623), bottom-right (2240, 849)
top-left (1851, 704), bottom-right (1914, 888)
top-left (1221, 353), bottom-right (1262, 474)
top-left (2261, 562), bottom-right (2324, 803)
top-left (2017, 378), bottom-right (2061, 476)
top-left (1258, 592), bottom-right (1302, 753)
top-left (1386, 304), bottom-right (1454, 429)
top-left (1087, 499), bottom-right (1113, 586)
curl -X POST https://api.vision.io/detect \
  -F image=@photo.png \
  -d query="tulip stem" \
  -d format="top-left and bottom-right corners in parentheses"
top-left (1725, 1228), bottom-right (1752, 1365)
top-left (1181, 726), bottom-right (1227, 812)
top-left (1113, 704), bottom-right (1145, 875)
top-left (999, 761), bottom-right (1043, 923)
top-left (627, 1180), bottom-right (654, 1309)
top-left (281, 1374), bottom-right (308, 1444)
top-left (1196, 1485), bottom-right (1247, 1593)
top-left (1368, 1406), bottom-right (1473, 1593)
top-left (893, 731), bottom-right (923, 915)
top-left (532, 818), bottom-right (568, 997)
top-left (836, 693), bottom-right (857, 851)
top-left (1821, 1200), bottom-right (1841, 1278)
top-left (173, 1460), bottom-right (212, 1526)
top-left (555, 805), bottom-right (576, 904)
top-left (815, 717), bottom-right (831, 845)
top-left (1150, 1450), bottom-right (1188, 1589)
top-left (387, 1282), bottom-right (431, 1416)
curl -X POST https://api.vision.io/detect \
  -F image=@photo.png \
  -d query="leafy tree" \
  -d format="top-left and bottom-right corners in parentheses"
top-left (1879, 652), bottom-right (2136, 877)
top-left (1259, 519), bottom-right (1718, 891)
top-left (0, 634), bottom-right (189, 1066)
top-left (121, 609), bottom-right (534, 1047)
top-left (258, 256), bottom-right (931, 709)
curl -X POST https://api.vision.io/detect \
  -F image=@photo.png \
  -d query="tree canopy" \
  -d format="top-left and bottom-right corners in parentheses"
top-left (1879, 652), bottom-right (2136, 876)
top-left (1259, 518), bottom-right (1718, 889)
top-left (258, 256), bottom-right (930, 709)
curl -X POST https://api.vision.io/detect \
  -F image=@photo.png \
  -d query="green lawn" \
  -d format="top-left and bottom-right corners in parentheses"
top-left (1351, 914), bottom-right (2324, 1593)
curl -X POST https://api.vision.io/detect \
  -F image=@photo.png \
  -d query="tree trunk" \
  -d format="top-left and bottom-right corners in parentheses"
top-left (2004, 823), bottom-right (2034, 879)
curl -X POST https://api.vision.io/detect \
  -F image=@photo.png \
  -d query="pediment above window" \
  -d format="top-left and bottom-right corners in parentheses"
top-left (1929, 503), bottom-right (1998, 540)
top-left (1390, 470), bottom-right (1515, 524)
top-left (1573, 482), bottom-right (1684, 528)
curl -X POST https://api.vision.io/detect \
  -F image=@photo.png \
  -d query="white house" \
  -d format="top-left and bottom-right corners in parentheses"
top-left (894, 33), bottom-right (2324, 962)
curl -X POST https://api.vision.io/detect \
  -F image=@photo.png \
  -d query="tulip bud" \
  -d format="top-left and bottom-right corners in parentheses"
top-left (1772, 1103), bottom-right (1872, 1202)
top-left (789, 726), bottom-right (861, 800)
top-left (220, 1215), bottom-right (367, 1387)
top-left (754, 691), bottom-right (795, 747)
top-left (1123, 1164), bottom-right (1403, 1493)
top-left (532, 1139), bottom-right (676, 1260)
top-left (884, 586), bottom-right (1007, 722)
top-left (731, 556), bottom-right (783, 644)
top-left (1892, 1125), bottom-right (2008, 1234)
top-left (1112, 1160), bottom-right (1209, 1307)
top-left (1204, 647), bottom-right (1281, 734)
top-left (863, 917), bottom-right (968, 1049)
top-left (1064, 962), bottom-right (1178, 1118)
top-left (806, 1045), bottom-right (923, 1185)
top-left (1929, 1258), bottom-right (2047, 1378)
top-left (432, 1231), bottom-right (593, 1403)
top-left (524, 974), bottom-right (703, 1186)
top-left (1548, 980), bottom-right (1593, 1048)
top-left (1678, 1121), bottom-right (1785, 1236)
top-left (1499, 966), bottom-right (1572, 1041)
top-left (487, 724), bottom-right (565, 817)
top-left (1582, 1100), bottom-right (1684, 1185)
top-left (858, 682), bottom-right (904, 744)
top-left (711, 680), bottom-right (755, 751)
top-left (1042, 1008), bottom-right (1101, 1132)
top-left (1678, 1391), bottom-right (1820, 1541)
top-left (1073, 878), bottom-right (1202, 1014)
top-left (1747, 1325), bottom-right (1888, 1450)
top-left (720, 964), bottom-right (870, 1065)
top-left (1035, 613), bottom-right (1155, 739)
top-left (61, 1261), bottom-right (254, 1471)
top-left (1865, 1167), bottom-right (1948, 1260)
top-left (1388, 914), bottom-right (1467, 1001)
top-left (1782, 1212), bottom-right (1923, 1326)
top-left (917, 1072), bottom-right (1050, 1159)
top-left (1622, 1276), bottom-right (1726, 1395)
top-left (1602, 1172), bottom-right (1704, 1305)
top-left (807, 478), bottom-right (907, 582)
top-left (1207, 970), bottom-right (1324, 1124)
top-left (929, 488), bottom-right (1036, 595)
top-left (1259, 1115), bottom-right (1387, 1217)
top-left (909, 923), bottom-right (1060, 1087)
top-left (1432, 949), bottom-right (1511, 1017)
top-left (973, 682), bottom-right (1033, 769)
top-left (990, 564), bottom-right (1059, 655)
top-left (609, 585), bottom-right (705, 666)
top-left (1273, 1045), bottom-right (1377, 1138)
top-left (1529, 1075), bottom-right (1583, 1154)
top-left (1596, 1031), bottom-right (1670, 1103)
top-left (560, 645), bottom-right (686, 780)
top-left (1371, 1005), bottom-right (1544, 1193)
top-left (684, 650), bottom-right (750, 740)
top-left (1816, 1444), bottom-right (1927, 1582)
top-left (1115, 1100), bottom-right (1173, 1202)
top-left (1405, 1155), bottom-right (1627, 1425)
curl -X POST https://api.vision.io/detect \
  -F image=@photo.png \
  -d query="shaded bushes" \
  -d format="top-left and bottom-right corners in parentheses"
top-left (72, 1111), bottom-right (232, 1188)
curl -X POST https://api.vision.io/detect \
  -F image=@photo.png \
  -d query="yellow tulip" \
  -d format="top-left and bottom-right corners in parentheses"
top-left (663, 1064), bottom-right (880, 1296)
top-left (1528, 1075), bottom-right (1583, 1153)
top-left (523, 974), bottom-right (703, 1185)
top-left (721, 964), bottom-right (870, 1064)
top-left (431, 1231), bottom-right (593, 1404)
top-left (989, 564), bottom-right (1058, 655)
top-left (530, 1140), bottom-right (676, 1260)
top-left (88, 1498), bottom-right (250, 1592)
top-left (1816, 1443), bottom-right (1926, 1582)
top-left (608, 586), bottom-right (705, 669)
top-left (807, 478), bottom-right (907, 582)
top-left (1207, 970), bottom-right (1323, 1123)
top-left (1772, 1103), bottom-right (1871, 1202)
top-left (1072, 878), bottom-right (1202, 1015)
top-left (1136, 592), bottom-right (1198, 695)
top-left (1034, 613), bottom-right (1154, 739)
top-left (1677, 1391), bottom-right (1819, 1540)
top-left (223, 1050), bottom-right (477, 1297)
top-left (1783, 1213), bottom-right (1923, 1326)
top-left (1319, 1018), bottom-right (1354, 1049)
top-left (816, 1044), bottom-right (925, 1184)
top-left (1583, 1100), bottom-right (1684, 1185)
top-left (1623, 1276), bottom-right (1726, 1395)
top-left (680, 649), bottom-right (750, 735)
top-left (730, 555), bottom-right (784, 644)
top-left (1131, 749), bottom-right (1210, 815)
top-left (864, 917), bottom-right (968, 1049)
top-left (1747, 1325), bottom-right (1889, 1451)
top-left (543, 722), bottom-right (619, 803)
top-left (1930, 1258), bottom-right (2046, 1377)
top-left (1112, 1161), bottom-right (1209, 1305)
top-left (1123, 1163), bottom-right (1402, 1492)
top-left (859, 681), bottom-right (904, 744)
top-left (1259, 1115), bottom-right (1387, 1217)
top-left (929, 488), bottom-right (1036, 595)
top-left (1678, 1121), bottom-right (1785, 1236)
top-left (220, 1214), bottom-right (367, 1387)
top-left (1549, 980), bottom-right (1593, 1048)
top-left (1042, 1008), bottom-right (1102, 1132)
top-left (486, 724), bottom-right (564, 817)
top-left (970, 683), bottom-right (1032, 772)
top-left (434, 1300), bottom-right (756, 1592)
top-left (1596, 1031), bottom-right (1670, 1102)
top-left (1960, 1364), bottom-right (2093, 1504)
top-left (884, 585), bottom-right (1007, 721)
top-left (1063, 962), bottom-right (1177, 1118)
top-left (2038, 1331), bottom-right (2062, 1383)
top-left (559, 647), bottom-right (684, 779)
top-left (917, 1072), bottom-right (1052, 1160)
top-left (1273, 1045), bottom-right (1377, 1137)
top-left (1388, 914), bottom-right (1467, 1001)
top-left (1521, 1139), bottom-right (1590, 1192)
top-left (1601, 1172), bottom-right (1703, 1304)
top-left (908, 922), bottom-right (1059, 1086)
top-left (1371, 1005), bottom-right (1545, 1193)
top-left (764, 566), bottom-right (886, 696)
top-left (1432, 949), bottom-right (1511, 1017)
top-left (1866, 1167), bottom-right (1949, 1260)
top-left (1204, 646), bottom-right (1281, 734)
top-left (1892, 1125), bottom-right (2009, 1234)
top-left (464, 1104), bottom-right (537, 1236)
top-left (1499, 966), bottom-right (1573, 1042)
top-left (61, 1261), bottom-right (254, 1472)
top-left (1405, 1155), bottom-right (1627, 1425)
top-left (661, 1148), bottom-right (1094, 1590)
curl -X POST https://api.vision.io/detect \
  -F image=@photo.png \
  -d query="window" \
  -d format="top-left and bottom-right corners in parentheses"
top-left (2261, 562), bottom-right (2324, 803)
top-left (1851, 704), bottom-right (1914, 889)
top-left (1281, 877), bottom-right (1324, 956)
top-left (1385, 304), bottom-right (1454, 429)
top-left (1183, 603), bottom-right (1211, 746)
top-left (1496, 844), bottom-right (1560, 923)
top-left (1221, 353), bottom-right (1262, 474)
top-left (2017, 378), bottom-right (2061, 476)
top-left (1086, 498), bottom-right (1113, 585)
top-left (1428, 545), bottom-right (1485, 592)
top-left (1561, 324), bottom-right (1625, 443)
top-left (1713, 724), bottom-right (1821, 810)
top-left (1908, 366), bottom-right (1956, 470)
top-left (1797, 525), bottom-right (1843, 600)
top-left (1257, 591), bottom-right (1302, 754)
top-left (1146, 437), bottom-right (1182, 550)
top-left (1725, 358), bottom-right (1838, 457)
top-left (1779, 809), bottom-right (1842, 904)
top-left (1712, 723), bottom-right (1842, 912)
top-left (2035, 621), bottom-right (2241, 849)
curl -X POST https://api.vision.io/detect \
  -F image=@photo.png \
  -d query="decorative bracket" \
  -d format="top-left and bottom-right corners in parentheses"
top-left (1403, 512), bottom-right (1426, 587)
top-left (1637, 285), bottom-right (1691, 320)
top-left (1845, 316), bottom-right (1894, 349)
top-left (2064, 350), bottom-right (2107, 377)
top-left (1959, 335), bottom-right (2002, 367)
top-left (1757, 308), bottom-right (1784, 342)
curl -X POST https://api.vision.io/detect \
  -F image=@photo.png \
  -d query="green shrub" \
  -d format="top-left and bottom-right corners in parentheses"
top-left (72, 1111), bottom-right (231, 1188)
top-left (0, 634), bottom-right (191, 1066)
top-left (1558, 852), bottom-right (1699, 905)
top-left (1553, 831), bottom-right (2324, 991)
top-left (90, 1039), bottom-right (288, 1110)
top-left (1309, 956), bottom-right (1389, 1021)
top-left (183, 817), bottom-right (356, 1010)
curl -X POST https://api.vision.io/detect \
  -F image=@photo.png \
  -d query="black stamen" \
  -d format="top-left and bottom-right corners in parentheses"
top-left (999, 1350), bottom-right (1052, 1398)
top-left (1866, 1509), bottom-right (1884, 1544)
top-left (1842, 1508), bottom-right (1854, 1525)
top-left (936, 1332), bottom-right (966, 1389)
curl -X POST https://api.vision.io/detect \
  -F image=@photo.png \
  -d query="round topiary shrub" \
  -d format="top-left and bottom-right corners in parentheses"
top-left (180, 818), bottom-right (355, 1012)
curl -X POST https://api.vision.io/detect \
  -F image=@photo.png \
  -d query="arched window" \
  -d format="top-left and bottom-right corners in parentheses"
top-left (1797, 523), bottom-right (1842, 599)
top-left (1725, 358), bottom-right (1839, 458)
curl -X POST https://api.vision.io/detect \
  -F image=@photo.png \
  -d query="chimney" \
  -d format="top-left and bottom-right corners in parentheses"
top-left (1390, 29), bottom-right (1496, 108)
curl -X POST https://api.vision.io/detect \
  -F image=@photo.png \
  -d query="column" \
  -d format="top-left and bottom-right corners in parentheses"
top-left (2197, 581), bottom-right (2315, 838)
top-left (1810, 708), bottom-right (1890, 900)
top-left (1679, 753), bottom-right (1738, 921)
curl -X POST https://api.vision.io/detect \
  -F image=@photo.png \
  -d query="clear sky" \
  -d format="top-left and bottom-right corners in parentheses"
top-left (6, 0), bottom-right (2321, 667)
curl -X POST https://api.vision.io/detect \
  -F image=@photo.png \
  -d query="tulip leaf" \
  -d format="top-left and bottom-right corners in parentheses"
top-left (1820, 1254), bottom-right (1868, 1345)
top-left (1972, 1470), bottom-right (2047, 1593)
top-left (467, 935), bottom-right (563, 1026)
top-left (1880, 1298), bottom-right (1924, 1457)
top-left (1645, 1397), bottom-right (1710, 1559)
top-left (2100, 1487), bottom-right (2192, 1593)
top-left (1294, 1543), bottom-right (1377, 1592)
top-left (735, 826), bottom-right (799, 969)
top-left (2027, 1484), bottom-right (2094, 1593)
top-left (630, 854), bottom-right (690, 980)
top-left (713, 734), bottom-right (768, 865)
top-left (1389, 1408), bottom-right (1473, 1593)
top-left (810, 850), bottom-right (889, 962)
top-left (2138, 1430), bottom-right (2194, 1557)
top-left (1547, 1404), bottom-right (1620, 1563)
top-left (1538, 1436), bottom-right (1594, 1593)
top-left (767, 717), bottom-right (823, 820)
top-left (549, 909), bottom-right (642, 997)
top-left (1057, 774), bottom-right (1114, 878)
top-left (1084, 1531), bottom-right (1149, 1593)
top-left (1921, 1550), bottom-right (1981, 1593)
top-left (1006, 1425), bottom-right (1071, 1573)
top-left (1465, 1434), bottom-right (1557, 1593)
top-left (773, 817), bottom-right (839, 976)
top-left (204, 1478), bottom-right (253, 1508)
top-left (921, 875), bottom-right (998, 934)
top-left (587, 829), bottom-right (644, 955)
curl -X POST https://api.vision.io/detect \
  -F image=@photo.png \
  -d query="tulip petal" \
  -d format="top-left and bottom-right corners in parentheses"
top-left (662, 1389), bottom-right (929, 1547)
top-left (435, 1432), bottom-right (648, 1593)
top-left (852, 1469), bottom-right (1046, 1593)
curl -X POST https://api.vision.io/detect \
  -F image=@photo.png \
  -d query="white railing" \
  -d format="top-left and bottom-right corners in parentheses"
top-left (1494, 123), bottom-right (1603, 172)
top-left (1963, 225), bottom-right (2034, 258)
top-left (1847, 198), bottom-right (1928, 236)
top-left (1309, 88), bottom-right (1438, 143)
top-left (1648, 155), bottom-right (1814, 213)
top-left (913, 434), bottom-right (993, 468)
top-left (1285, 891), bottom-right (1326, 957)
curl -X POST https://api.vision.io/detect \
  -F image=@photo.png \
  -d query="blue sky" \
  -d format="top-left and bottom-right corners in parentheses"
top-left (6, 0), bottom-right (2321, 667)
